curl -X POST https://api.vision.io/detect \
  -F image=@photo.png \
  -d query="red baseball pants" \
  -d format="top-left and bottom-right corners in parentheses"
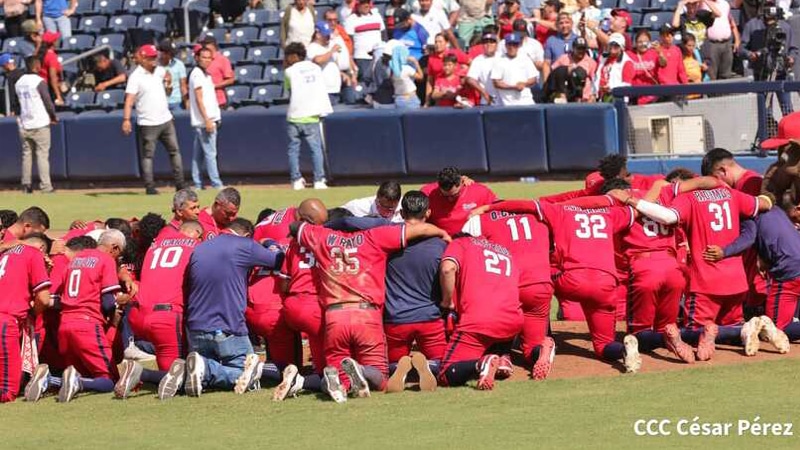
top-left (245, 305), bottom-right (301, 368)
top-left (58, 318), bottom-right (118, 380)
top-left (556, 268), bottom-right (617, 357)
top-left (766, 277), bottom-right (800, 329)
top-left (0, 314), bottom-right (22, 403)
top-left (283, 294), bottom-right (326, 374)
top-left (627, 254), bottom-right (685, 334)
top-left (324, 307), bottom-right (387, 390)
top-left (384, 320), bottom-right (447, 363)
top-left (684, 292), bottom-right (746, 329)
top-left (129, 306), bottom-right (185, 371)
top-left (519, 282), bottom-right (553, 359)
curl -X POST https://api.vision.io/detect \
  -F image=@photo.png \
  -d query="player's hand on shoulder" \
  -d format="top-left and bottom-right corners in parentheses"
top-left (469, 204), bottom-right (490, 217)
top-left (702, 245), bottom-right (724, 262)
top-left (606, 189), bottom-right (630, 204)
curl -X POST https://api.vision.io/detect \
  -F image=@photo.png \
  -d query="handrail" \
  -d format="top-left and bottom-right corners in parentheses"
top-left (4, 79), bottom-right (9, 117)
top-left (62, 44), bottom-right (114, 66)
top-left (184, 0), bottom-right (200, 44)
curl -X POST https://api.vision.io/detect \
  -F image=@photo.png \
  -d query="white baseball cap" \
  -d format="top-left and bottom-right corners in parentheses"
top-left (382, 39), bottom-right (402, 57)
top-left (608, 33), bottom-right (626, 50)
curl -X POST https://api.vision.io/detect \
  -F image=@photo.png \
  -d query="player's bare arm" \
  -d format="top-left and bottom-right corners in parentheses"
top-left (439, 259), bottom-right (458, 310)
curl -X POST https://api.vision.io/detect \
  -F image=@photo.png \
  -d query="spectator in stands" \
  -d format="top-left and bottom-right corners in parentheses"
top-left (627, 29), bottom-right (660, 105)
top-left (281, 0), bottom-right (317, 47)
top-left (533, 0), bottom-right (560, 46)
top-left (158, 39), bottom-right (189, 111)
top-left (456, 0), bottom-right (494, 46)
top-left (210, 0), bottom-right (248, 24)
top-left (38, 30), bottom-right (63, 106)
top-left (426, 33), bottom-right (470, 105)
top-left (498, 0), bottom-right (525, 39)
top-left (0, 53), bottom-right (24, 116)
top-left (385, 0), bottom-right (410, 36)
top-left (15, 55), bottom-right (56, 194)
top-left (323, 9), bottom-right (354, 57)
top-left (19, 19), bottom-right (41, 58)
top-left (500, 19), bottom-right (544, 73)
top-left (367, 41), bottom-right (397, 108)
top-left (414, 0), bottom-right (460, 49)
top-left (122, 45), bottom-right (186, 196)
top-left (545, 36), bottom-right (596, 102)
top-left (587, 8), bottom-right (632, 51)
top-left (656, 24), bottom-right (688, 86)
top-left (189, 47), bottom-right (224, 191)
top-left (702, 0), bottom-right (739, 80)
top-left (543, 13), bottom-right (577, 64)
top-left (431, 54), bottom-right (466, 107)
top-left (0, 0), bottom-right (32, 37)
top-left (92, 52), bottom-right (127, 92)
top-left (467, 23), bottom-right (499, 59)
top-left (393, 8), bottom-right (429, 60)
top-left (284, 42), bottom-right (332, 190)
top-left (202, 37), bottom-right (235, 109)
top-left (386, 39), bottom-right (424, 109)
top-left (412, 0), bottom-right (460, 27)
top-left (594, 33), bottom-right (633, 102)
top-left (491, 33), bottom-right (537, 106)
top-left (682, 33), bottom-right (709, 91)
top-left (308, 21), bottom-right (349, 105)
top-left (34, 0), bottom-right (76, 38)
top-left (672, 0), bottom-right (718, 48)
top-left (571, 0), bottom-right (601, 49)
top-left (466, 31), bottom-right (498, 105)
top-left (344, 0), bottom-right (386, 83)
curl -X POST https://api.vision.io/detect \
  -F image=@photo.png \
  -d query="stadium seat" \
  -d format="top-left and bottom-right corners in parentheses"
top-left (0, 23), bottom-right (7, 37)
top-left (246, 45), bottom-right (278, 64)
top-left (222, 46), bottom-right (247, 64)
top-left (225, 85), bottom-right (251, 106)
top-left (247, 84), bottom-right (283, 104)
top-left (70, 16), bottom-right (80, 30)
top-left (109, 14), bottom-right (139, 32)
top-left (60, 34), bottom-right (95, 52)
top-left (200, 28), bottom-right (226, 43)
top-left (79, 15), bottom-right (109, 34)
top-left (1, 37), bottom-right (23, 54)
top-left (72, 0), bottom-right (96, 17)
top-left (240, 8), bottom-right (272, 26)
top-left (58, 53), bottom-right (80, 82)
top-left (97, 33), bottom-right (126, 54)
top-left (96, 89), bottom-right (126, 109)
top-left (259, 26), bottom-right (281, 45)
top-left (546, 104), bottom-right (619, 171)
top-left (64, 113), bottom-right (140, 179)
top-left (483, 106), bottom-right (549, 174)
top-left (150, 0), bottom-right (180, 13)
top-left (94, 0), bottom-right (124, 15)
top-left (640, 11), bottom-right (673, 30)
top-left (649, 0), bottom-right (679, 10)
top-left (65, 91), bottom-right (97, 111)
top-left (230, 26), bottom-right (259, 45)
top-left (618, 0), bottom-right (651, 12)
top-left (325, 110), bottom-right (407, 177)
top-left (262, 65), bottom-right (284, 83)
top-left (629, 12), bottom-right (643, 28)
top-left (730, 8), bottom-right (741, 26)
top-left (403, 108), bottom-right (488, 175)
top-left (235, 64), bottom-right (264, 83)
top-left (139, 13), bottom-right (169, 33)
top-left (124, 0), bottom-right (152, 14)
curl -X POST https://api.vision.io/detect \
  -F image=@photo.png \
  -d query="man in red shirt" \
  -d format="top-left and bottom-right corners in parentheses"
top-left (39, 31), bottom-right (64, 105)
top-left (115, 220), bottom-right (203, 400)
top-left (166, 188), bottom-right (201, 231)
top-left (198, 187), bottom-right (240, 241)
top-left (655, 24), bottom-right (687, 86)
top-left (0, 206), bottom-right (50, 245)
top-left (438, 236), bottom-right (523, 390)
top-left (0, 234), bottom-right (51, 403)
top-left (202, 36), bottom-right (235, 109)
top-left (291, 219), bottom-right (449, 402)
top-left (421, 167), bottom-right (497, 235)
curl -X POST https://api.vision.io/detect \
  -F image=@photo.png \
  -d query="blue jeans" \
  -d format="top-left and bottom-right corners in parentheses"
top-left (287, 121), bottom-right (326, 183)
top-left (187, 331), bottom-right (253, 390)
top-left (43, 15), bottom-right (72, 38)
top-left (394, 95), bottom-right (420, 110)
top-left (192, 127), bottom-right (224, 189)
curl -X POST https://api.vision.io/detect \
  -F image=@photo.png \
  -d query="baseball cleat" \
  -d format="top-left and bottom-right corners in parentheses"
top-left (476, 354), bottom-right (500, 390)
top-left (114, 360), bottom-right (143, 399)
top-left (696, 323), bottom-right (718, 361)
top-left (341, 357), bottom-right (370, 398)
top-left (411, 352), bottom-right (437, 392)
top-left (322, 366), bottom-right (347, 404)
top-left (759, 316), bottom-right (791, 354)
top-left (313, 180), bottom-right (328, 190)
top-left (496, 354), bottom-right (514, 380)
top-left (292, 178), bottom-right (306, 191)
top-left (185, 352), bottom-right (206, 397)
top-left (741, 317), bottom-right (762, 356)
top-left (623, 334), bottom-right (642, 374)
top-left (664, 324), bottom-right (695, 364)
top-left (532, 337), bottom-right (556, 380)
top-left (58, 366), bottom-right (82, 403)
top-left (24, 364), bottom-right (50, 402)
top-left (273, 364), bottom-right (304, 401)
top-left (387, 355), bottom-right (412, 393)
top-left (124, 338), bottom-right (156, 362)
top-left (234, 354), bottom-right (263, 394)
top-left (158, 358), bottom-right (186, 400)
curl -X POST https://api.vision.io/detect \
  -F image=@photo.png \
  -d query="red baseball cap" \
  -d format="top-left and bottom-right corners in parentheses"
top-left (139, 44), bottom-right (159, 58)
top-left (42, 31), bottom-right (60, 44)
top-left (585, 171), bottom-right (604, 190)
top-left (761, 112), bottom-right (800, 149)
top-left (611, 9), bottom-right (633, 29)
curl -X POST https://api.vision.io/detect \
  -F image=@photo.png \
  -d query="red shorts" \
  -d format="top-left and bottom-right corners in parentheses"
top-left (519, 282), bottom-right (553, 358)
top-left (684, 292), bottom-right (745, 329)
top-left (129, 305), bottom-right (185, 371)
top-left (0, 314), bottom-right (22, 403)
top-left (58, 318), bottom-right (118, 380)
top-left (766, 277), bottom-right (800, 330)
top-left (283, 294), bottom-right (326, 374)
top-left (245, 305), bottom-right (301, 367)
top-left (627, 254), bottom-right (685, 334)
top-left (385, 320), bottom-right (447, 363)
top-left (324, 307), bottom-right (387, 391)
top-left (439, 330), bottom-right (514, 385)
top-left (555, 268), bottom-right (617, 357)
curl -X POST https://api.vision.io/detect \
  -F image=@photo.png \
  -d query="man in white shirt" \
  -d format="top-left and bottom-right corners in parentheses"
top-left (189, 47), bottom-right (224, 190)
top-left (491, 33), bottom-right (537, 106)
top-left (499, 19), bottom-right (544, 73)
top-left (308, 21), bottom-right (346, 104)
top-left (342, 180), bottom-right (404, 222)
top-left (413, 0), bottom-right (460, 49)
top-left (15, 55), bottom-right (57, 194)
top-left (122, 44), bottom-right (186, 195)
top-left (344, 0), bottom-right (386, 82)
top-left (412, 0), bottom-right (460, 27)
top-left (466, 32), bottom-right (499, 105)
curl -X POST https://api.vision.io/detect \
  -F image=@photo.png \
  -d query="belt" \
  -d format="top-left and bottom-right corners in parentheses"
top-left (707, 38), bottom-right (731, 44)
top-left (327, 302), bottom-right (379, 311)
top-left (153, 304), bottom-right (173, 312)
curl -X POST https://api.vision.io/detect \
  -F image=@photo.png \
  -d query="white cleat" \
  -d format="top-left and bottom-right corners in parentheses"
top-left (24, 364), bottom-right (50, 402)
top-left (185, 352), bottom-right (206, 397)
top-left (341, 358), bottom-right (370, 398)
top-left (123, 338), bottom-right (156, 362)
top-left (58, 366), bottom-right (82, 403)
top-left (273, 364), bottom-right (304, 401)
top-left (759, 316), bottom-right (791, 354)
top-left (158, 359), bottom-right (186, 400)
top-left (741, 316), bottom-right (762, 356)
top-left (623, 335), bottom-right (642, 374)
top-left (292, 178), bottom-right (306, 190)
top-left (114, 360), bottom-right (143, 399)
top-left (234, 354), bottom-right (263, 394)
top-left (322, 366), bottom-right (347, 404)
top-left (313, 180), bottom-right (328, 190)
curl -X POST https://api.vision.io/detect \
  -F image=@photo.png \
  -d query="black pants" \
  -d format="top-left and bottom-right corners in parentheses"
top-left (4, 14), bottom-right (27, 38)
top-left (136, 121), bottom-right (185, 189)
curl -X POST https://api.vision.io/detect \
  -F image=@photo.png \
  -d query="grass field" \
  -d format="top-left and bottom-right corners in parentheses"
top-left (1, 181), bottom-right (799, 450)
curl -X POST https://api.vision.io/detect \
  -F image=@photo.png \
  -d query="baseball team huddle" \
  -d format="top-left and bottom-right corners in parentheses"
top-left (1, 147), bottom-right (800, 405)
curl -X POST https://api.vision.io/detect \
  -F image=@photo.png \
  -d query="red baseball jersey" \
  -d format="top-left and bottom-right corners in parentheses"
top-left (247, 268), bottom-right (284, 309)
top-left (421, 182), bottom-right (497, 235)
top-left (198, 209), bottom-right (220, 241)
top-left (49, 254), bottom-right (70, 295)
top-left (296, 222), bottom-right (405, 307)
top-left (622, 184), bottom-right (679, 256)
top-left (136, 228), bottom-right (198, 312)
top-left (442, 236), bottom-right (522, 338)
top-left (0, 245), bottom-right (51, 319)
top-left (1, 229), bottom-right (17, 243)
top-left (669, 187), bottom-right (759, 295)
top-left (253, 207), bottom-right (297, 245)
top-left (59, 249), bottom-right (121, 323)
top-left (462, 211), bottom-right (551, 286)
top-left (534, 201), bottom-right (634, 278)
top-left (734, 170), bottom-right (763, 196)
top-left (284, 240), bottom-right (317, 297)
top-left (62, 221), bottom-right (104, 242)
top-left (630, 173), bottom-right (664, 190)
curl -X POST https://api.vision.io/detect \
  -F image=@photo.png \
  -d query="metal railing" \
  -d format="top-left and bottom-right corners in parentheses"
top-left (184, 0), bottom-right (200, 44)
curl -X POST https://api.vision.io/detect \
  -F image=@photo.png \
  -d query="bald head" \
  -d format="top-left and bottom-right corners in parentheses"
top-left (297, 199), bottom-right (328, 224)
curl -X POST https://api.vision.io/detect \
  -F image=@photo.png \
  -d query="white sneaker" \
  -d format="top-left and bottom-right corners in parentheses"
top-left (58, 366), bottom-right (82, 403)
top-left (25, 364), bottom-right (50, 402)
top-left (158, 358), bottom-right (186, 401)
top-left (114, 360), bottom-right (143, 399)
top-left (292, 178), bottom-right (306, 190)
top-left (273, 364), bottom-right (304, 401)
top-left (623, 335), bottom-right (642, 374)
top-left (759, 316), bottom-right (791, 354)
top-left (124, 338), bottom-right (156, 362)
top-left (341, 357), bottom-right (370, 398)
top-left (313, 180), bottom-right (328, 190)
top-left (741, 316), bottom-right (762, 356)
top-left (322, 366), bottom-right (347, 404)
top-left (234, 354), bottom-right (262, 394)
top-left (185, 352), bottom-right (206, 397)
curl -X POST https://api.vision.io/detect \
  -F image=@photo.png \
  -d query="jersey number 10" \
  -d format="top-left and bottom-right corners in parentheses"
top-left (150, 247), bottom-right (184, 269)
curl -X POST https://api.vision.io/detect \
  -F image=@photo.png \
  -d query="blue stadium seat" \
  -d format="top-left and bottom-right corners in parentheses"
top-left (730, 8), bottom-right (741, 26)
top-left (79, 15), bottom-right (108, 34)
top-left (109, 15), bottom-right (139, 32)
top-left (200, 28), bottom-right (226, 43)
top-left (235, 64), bottom-right (264, 83)
top-left (403, 109), bottom-right (488, 175)
top-left (94, 0), bottom-right (124, 15)
top-left (545, 104), bottom-right (619, 171)
top-left (64, 114), bottom-right (140, 179)
top-left (73, 0), bottom-right (96, 17)
top-left (259, 26), bottom-right (281, 45)
top-left (483, 107), bottom-right (548, 174)
top-left (60, 34), bottom-right (95, 52)
top-left (96, 89), bottom-right (126, 109)
top-left (248, 84), bottom-right (283, 103)
top-left (0, 22), bottom-right (7, 37)
top-left (225, 85), bottom-right (251, 106)
top-left (262, 65), bottom-right (284, 83)
top-left (640, 11), bottom-right (673, 30)
top-left (629, 12), bottom-right (643, 28)
top-left (241, 8), bottom-right (272, 26)
top-left (2, 37), bottom-right (24, 54)
top-left (230, 26), bottom-right (259, 45)
top-left (139, 13), bottom-right (168, 33)
top-left (325, 110), bottom-right (407, 177)
top-left (246, 45), bottom-right (278, 64)
top-left (150, 0), bottom-right (180, 12)
top-left (618, 0), bottom-right (651, 12)
top-left (96, 33), bottom-right (126, 54)
top-left (65, 91), bottom-right (97, 111)
top-left (221, 46), bottom-right (247, 64)
top-left (594, 0), bottom-right (614, 9)
top-left (123, 0), bottom-right (152, 14)
top-left (649, 0), bottom-right (679, 10)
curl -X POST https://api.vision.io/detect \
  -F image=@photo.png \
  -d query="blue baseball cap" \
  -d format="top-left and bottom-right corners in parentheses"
top-left (0, 53), bottom-right (13, 67)
top-left (315, 20), bottom-right (333, 38)
top-left (504, 32), bottom-right (522, 46)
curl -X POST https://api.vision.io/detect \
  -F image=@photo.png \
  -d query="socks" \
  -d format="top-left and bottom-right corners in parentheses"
top-left (260, 362), bottom-right (282, 384)
top-left (602, 341), bottom-right (625, 361)
top-left (680, 328), bottom-right (701, 346)
top-left (360, 365), bottom-right (385, 390)
top-left (302, 374), bottom-right (321, 392)
top-left (527, 345), bottom-right (542, 366)
top-left (717, 325), bottom-right (743, 346)
top-left (441, 360), bottom-right (479, 387)
top-left (81, 377), bottom-right (114, 393)
top-left (47, 375), bottom-right (62, 388)
top-left (140, 369), bottom-right (167, 385)
top-left (635, 330), bottom-right (664, 352)
top-left (783, 322), bottom-right (800, 341)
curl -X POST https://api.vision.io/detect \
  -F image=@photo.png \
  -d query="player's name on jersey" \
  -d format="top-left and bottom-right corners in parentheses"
top-left (692, 188), bottom-right (732, 202)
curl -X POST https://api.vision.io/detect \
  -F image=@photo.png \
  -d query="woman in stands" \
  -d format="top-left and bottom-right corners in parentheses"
top-left (281, 0), bottom-right (317, 47)
top-left (386, 40), bottom-right (423, 109)
top-left (681, 33), bottom-right (709, 99)
top-left (627, 29), bottom-right (660, 105)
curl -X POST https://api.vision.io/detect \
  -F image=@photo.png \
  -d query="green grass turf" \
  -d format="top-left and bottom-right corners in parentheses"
top-left (0, 181), bottom-right (584, 231)
top-left (0, 359), bottom-right (797, 450)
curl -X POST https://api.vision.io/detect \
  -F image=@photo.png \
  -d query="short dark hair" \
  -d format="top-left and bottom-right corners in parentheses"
top-left (256, 208), bottom-right (276, 224)
top-left (284, 42), bottom-right (307, 60)
top-left (600, 177), bottom-right (631, 194)
top-left (94, 52), bottom-right (110, 62)
top-left (327, 208), bottom-right (354, 220)
top-left (24, 55), bottom-right (39, 73)
top-left (665, 167), bottom-right (696, 182)
top-left (105, 218), bottom-right (132, 236)
top-left (401, 190), bottom-right (429, 220)
top-left (229, 218), bottom-right (254, 236)
top-left (136, 213), bottom-right (166, 250)
top-left (377, 181), bottom-right (402, 203)
top-left (482, 24), bottom-right (500, 34)
top-left (0, 210), bottom-right (18, 229)
top-left (634, 29), bottom-right (651, 41)
top-left (21, 232), bottom-right (52, 254)
top-left (180, 219), bottom-right (203, 236)
top-left (216, 187), bottom-right (241, 208)
top-left (437, 167), bottom-right (462, 191)
top-left (443, 53), bottom-right (458, 64)
top-left (66, 236), bottom-right (98, 251)
top-left (18, 207), bottom-right (50, 229)
top-left (701, 148), bottom-right (734, 176)
top-left (598, 154), bottom-right (628, 180)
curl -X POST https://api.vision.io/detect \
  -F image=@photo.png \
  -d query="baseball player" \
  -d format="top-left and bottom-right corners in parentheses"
top-left (421, 167), bottom-right (498, 235)
top-left (0, 234), bottom-right (52, 403)
top-left (0, 207), bottom-right (50, 246)
top-left (438, 235), bottom-right (523, 390)
top-left (167, 189), bottom-right (201, 230)
top-left (290, 219), bottom-right (450, 402)
top-left (197, 187), bottom-right (240, 240)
